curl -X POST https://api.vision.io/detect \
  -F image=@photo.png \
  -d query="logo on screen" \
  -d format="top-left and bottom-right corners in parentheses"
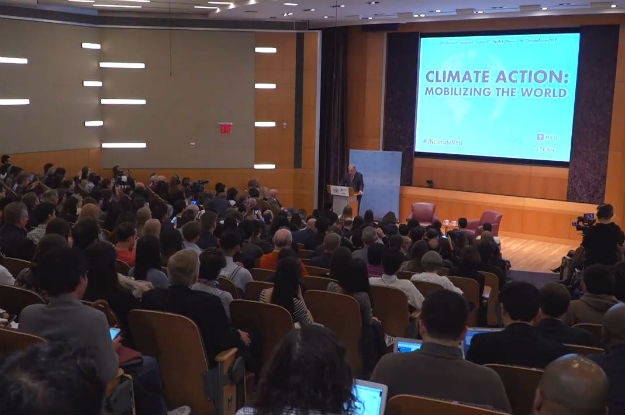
top-left (537, 133), bottom-right (545, 141)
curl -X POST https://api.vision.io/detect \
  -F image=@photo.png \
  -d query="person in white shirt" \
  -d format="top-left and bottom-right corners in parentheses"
top-left (219, 230), bottom-right (253, 295)
top-left (370, 249), bottom-right (424, 310)
top-left (411, 251), bottom-right (463, 295)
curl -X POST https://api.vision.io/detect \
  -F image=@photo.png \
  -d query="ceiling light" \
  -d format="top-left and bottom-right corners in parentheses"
top-left (194, 5), bottom-right (220, 9)
top-left (100, 99), bottom-right (146, 105)
top-left (101, 142), bottom-right (147, 149)
top-left (83, 80), bottom-right (103, 87)
top-left (247, 0), bottom-right (257, 4)
top-left (85, 120), bottom-right (104, 127)
top-left (283, 2), bottom-right (298, 5)
top-left (206, 1), bottom-right (232, 3)
top-left (255, 121), bottom-right (276, 127)
top-left (435, 9), bottom-right (441, 13)
top-left (255, 83), bottom-right (277, 89)
top-left (254, 163), bottom-right (276, 169)
top-left (69, 0), bottom-right (94, 3)
top-left (255, 47), bottom-right (277, 53)
top-left (99, 62), bottom-right (145, 68)
top-left (0, 56), bottom-right (28, 64)
top-left (368, 1), bottom-right (380, 4)
top-left (323, 15), bottom-right (330, 18)
top-left (542, 6), bottom-right (548, 10)
top-left (81, 42), bottom-right (101, 49)
top-left (303, 8), bottom-right (315, 11)
top-left (611, 3), bottom-right (617, 7)
top-left (475, 10), bottom-right (484, 13)
top-left (116, 0), bottom-right (150, 2)
top-left (0, 99), bottom-right (30, 105)
top-left (92, 4), bottom-right (142, 8)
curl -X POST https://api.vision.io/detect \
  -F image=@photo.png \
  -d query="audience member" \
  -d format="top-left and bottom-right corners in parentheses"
top-left (197, 210), bottom-right (219, 249)
top-left (180, 220), bottom-right (202, 254)
top-left (0, 201), bottom-right (35, 260)
top-left (259, 228), bottom-right (308, 275)
top-left (160, 228), bottom-right (183, 266)
top-left (477, 238), bottom-right (507, 288)
top-left (370, 249), bottom-right (424, 311)
top-left (614, 261), bottom-right (625, 301)
top-left (533, 354), bottom-right (609, 415)
top-left (451, 245), bottom-right (485, 295)
top-left (352, 226), bottom-right (377, 262)
top-left (142, 218), bottom-right (161, 239)
top-left (135, 206), bottom-right (152, 237)
top-left (194, 248), bottom-right (233, 319)
top-left (371, 290), bottom-right (511, 412)
top-left (0, 342), bottom-right (105, 415)
top-left (131, 235), bottom-right (169, 288)
top-left (114, 221), bottom-right (137, 266)
top-left (26, 202), bottom-right (56, 245)
top-left (219, 230), bottom-right (253, 294)
top-left (238, 325), bottom-right (355, 415)
top-left (366, 242), bottom-right (385, 276)
top-left (535, 282), bottom-right (597, 346)
top-left (466, 281), bottom-right (569, 368)
top-left (310, 232), bottom-right (340, 269)
top-left (589, 303), bottom-right (625, 415)
top-left (582, 203), bottom-right (625, 266)
top-left (304, 217), bottom-right (329, 251)
top-left (45, 216), bottom-right (71, 241)
top-left (292, 217), bottom-right (316, 246)
top-left (260, 256), bottom-right (313, 326)
top-left (399, 240), bottom-right (429, 273)
top-left (565, 264), bottom-right (619, 325)
top-left (411, 251), bottom-right (463, 294)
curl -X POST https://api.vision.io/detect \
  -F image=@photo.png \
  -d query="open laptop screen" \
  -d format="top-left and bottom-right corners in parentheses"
top-left (464, 327), bottom-right (503, 353)
top-left (393, 337), bottom-right (423, 353)
top-left (352, 379), bottom-right (388, 415)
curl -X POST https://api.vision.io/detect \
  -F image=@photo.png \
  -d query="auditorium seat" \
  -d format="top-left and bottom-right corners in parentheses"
top-left (304, 265), bottom-right (329, 276)
top-left (387, 394), bottom-right (509, 415)
top-left (302, 275), bottom-right (336, 291)
top-left (114, 259), bottom-right (131, 276)
top-left (0, 327), bottom-right (45, 359)
top-left (466, 210), bottom-right (503, 236)
top-left (217, 277), bottom-right (240, 299)
top-left (244, 281), bottom-right (273, 301)
top-left (478, 271), bottom-right (501, 327)
top-left (406, 202), bottom-right (438, 226)
top-left (369, 285), bottom-right (410, 337)
top-left (448, 276), bottom-right (480, 326)
top-left (485, 364), bottom-right (543, 415)
top-left (0, 257), bottom-right (32, 278)
top-left (412, 280), bottom-right (444, 299)
top-left (572, 323), bottom-right (602, 343)
top-left (250, 268), bottom-right (274, 282)
top-left (0, 284), bottom-right (45, 321)
top-left (564, 343), bottom-right (605, 356)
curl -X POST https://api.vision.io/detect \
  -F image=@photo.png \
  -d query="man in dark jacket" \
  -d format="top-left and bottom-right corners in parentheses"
top-left (0, 201), bottom-right (35, 260)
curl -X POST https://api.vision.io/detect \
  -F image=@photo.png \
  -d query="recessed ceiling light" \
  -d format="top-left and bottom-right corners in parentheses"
top-left (194, 5), bottom-right (220, 9)
top-left (206, 1), bottom-right (231, 4)
top-left (611, 3), bottom-right (617, 7)
top-left (247, 0), bottom-right (257, 4)
top-left (283, 2), bottom-right (298, 5)
top-left (101, 142), bottom-right (147, 149)
top-left (0, 56), bottom-right (28, 64)
top-left (323, 15), bottom-right (330, 18)
top-left (116, 0), bottom-right (150, 3)
top-left (255, 121), bottom-right (276, 127)
top-left (283, 11), bottom-right (293, 16)
top-left (475, 10), bottom-right (484, 14)
top-left (68, 0), bottom-right (95, 3)
top-left (100, 99), bottom-right (146, 105)
top-left (92, 4), bottom-right (142, 8)
top-left (0, 99), bottom-right (30, 105)
top-left (368, 1), bottom-right (380, 4)
top-left (83, 80), bottom-right (103, 87)
top-left (85, 120), bottom-right (104, 127)
top-left (255, 83), bottom-right (277, 89)
top-left (435, 9), bottom-right (441, 12)
top-left (541, 6), bottom-right (548, 10)
top-left (303, 8), bottom-right (315, 11)
top-left (81, 42), bottom-right (101, 49)
top-left (255, 47), bottom-right (277, 53)
top-left (99, 62), bottom-right (145, 69)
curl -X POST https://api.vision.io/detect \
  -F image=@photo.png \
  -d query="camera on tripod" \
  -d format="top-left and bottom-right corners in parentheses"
top-left (572, 213), bottom-right (596, 234)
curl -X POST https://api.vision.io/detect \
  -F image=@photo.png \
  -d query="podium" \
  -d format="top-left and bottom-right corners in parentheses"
top-left (327, 185), bottom-right (355, 215)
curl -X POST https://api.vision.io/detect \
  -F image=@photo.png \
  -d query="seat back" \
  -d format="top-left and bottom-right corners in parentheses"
top-left (409, 202), bottom-right (438, 225)
top-left (437, 266), bottom-right (450, 276)
top-left (304, 265), bottom-right (329, 276)
top-left (82, 299), bottom-right (119, 327)
top-left (303, 290), bottom-right (363, 375)
top-left (244, 281), bottom-right (274, 301)
top-left (115, 259), bottom-right (131, 276)
top-left (128, 309), bottom-right (236, 415)
top-left (1, 257), bottom-right (32, 277)
top-left (297, 249), bottom-right (314, 259)
top-left (397, 271), bottom-right (413, 280)
top-left (250, 268), bottom-right (274, 282)
top-left (369, 285), bottom-right (409, 337)
top-left (0, 327), bottom-right (46, 359)
top-left (217, 277), bottom-right (240, 299)
top-left (412, 280), bottom-right (444, 299)
top-left (480, 210), bottom-right (503, 236)
top-left (387, 394), bottom-right (510, 415)
top-left (478, 271), bottom-right (500, 327)
top-left (0, 284), bottom-right (45, 319)
top-left (302, 275), bottom-right (336, 291)
top-left (448, 276), bottom-right (480, 326)
top-left (485, 364), bottom-right (543, 415)
top-left (572, 323), bottom-right (602, 343)
top-left (564, 343), bottom-right (605, 356)
top-left (230, 299), bottom-right (293, 366)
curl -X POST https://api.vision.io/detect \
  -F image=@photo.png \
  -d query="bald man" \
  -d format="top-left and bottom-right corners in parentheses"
top-left (589, 303), bottom-right (625, 415)
top-left (258, 228), bottom-right (309, 276)
top-left (340, 164), bottom-right (364, 211)
top-left (533, 354), bottom-right (609, 415)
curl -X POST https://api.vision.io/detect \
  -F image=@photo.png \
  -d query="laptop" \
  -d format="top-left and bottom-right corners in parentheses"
top-left (463, 327), bottom-right (503, 353)
top-left (393, 337), bottom-right (423, 353)
top-left (352, 379), bottom-right (388, 415)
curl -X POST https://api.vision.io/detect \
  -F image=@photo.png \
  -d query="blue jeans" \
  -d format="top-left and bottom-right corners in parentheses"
top-left (124, 355), bottom-right (168, 415)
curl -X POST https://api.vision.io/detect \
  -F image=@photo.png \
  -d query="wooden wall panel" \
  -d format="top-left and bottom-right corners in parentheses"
top-left (400, 186), bottom-right (595, 244)
top-left (10, 148), bottom-right (101, 178)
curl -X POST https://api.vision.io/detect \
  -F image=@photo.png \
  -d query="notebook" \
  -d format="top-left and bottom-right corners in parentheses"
top-left (463, 327), bottom-right (503, 353)
top-left (393, 337), bottom-right (423, 353)
top-left (352, 379), bottom-right (388, 415)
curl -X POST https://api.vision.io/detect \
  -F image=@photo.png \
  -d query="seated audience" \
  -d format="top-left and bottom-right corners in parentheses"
top-left (197, 210), bottom-right (218, 249)
top-left (260, 256), bottom-right (314, 326)
top-left (259, 228), bottom-right (308, 275)
top-left (114, 221), bottom-right (137, 267)
top-left (237, 325), bottom-right (355, 415)
top-left (411, 251), bottom-right (463, 294)
top-left (0, 201), bottom-right (35, 260)
top-left (194, 248), bottom-right (233, 319)
top-left (450, 245), bottom-right (485, 295)
top-left (327, 246), bottom-right (352, 282)
top-left (14, 234), bottom-right (68, 297)
top-left (589, 303), bottom-right (625, 415)
top-left (565, 264), bottom-right (620, 325)
top-left (181, 220), bottom-right (202, 254)
top-left (399, 240), bottom-right (429, 273)
top-left (371, 290), bottom-right (511, 412)
top-left (135, 206), bottom-right (152, 237)
top-left (142, 218), bottom-right (161, 239)
top-left (0, 342), bottom-right (105, 415)
top-left (160, 228), bottom-right (183, 265)
top-left (292, 217), bottom-right (316, 246)
top-left (142, 249), bottom-right (251, 364)
top-left (26, 202), bottom-right (56, 245)
top-left (533, 354), bottom-right (609, 415)
top-left (477, 238), bottom-right (507, 288)
top-left (352, 226), bottom-right (377, 262)
top-left (370, 249), bottom-right (424, 311)
top-left (310, 232), bottom-right (341, 269)
top-left (366, 242), bottom-right (385, 276)
top-left (219, 230), bottom-right (254, 295)
top-left (466, 281), bottom-right (569, 368)
top-left (237, 219), bottom-right (264, 270)
top-left (130, 235), bottom-right (169, 289)
top-left (535, 282), bottom-right (597, 346)
top-left (45, 217), bottom-right (71, 241)
top-left (303, 217), bottom-right (328, 251)
top-left (19, 247), bottom-right (119, 385)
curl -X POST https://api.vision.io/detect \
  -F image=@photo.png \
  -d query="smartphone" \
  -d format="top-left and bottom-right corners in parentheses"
top-left (109, 327), bottom-right (121, 340)
top-left (170, 216), bottom-right (178, 225)
top-left (190, 200), bottom-right (198, 205)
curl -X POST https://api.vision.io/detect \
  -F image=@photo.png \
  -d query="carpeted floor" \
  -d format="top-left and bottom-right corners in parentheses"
top-left (509, 270), bottom-right (560, 289)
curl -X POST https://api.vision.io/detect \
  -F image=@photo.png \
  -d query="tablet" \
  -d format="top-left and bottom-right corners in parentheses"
top-left (393, 337), bottom-right (423, 353)
top-left (352, 379), bottom-right (388, 415)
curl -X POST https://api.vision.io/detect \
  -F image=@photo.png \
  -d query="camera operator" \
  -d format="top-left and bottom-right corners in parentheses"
top-left (582, 204), bottom-right (625, 266)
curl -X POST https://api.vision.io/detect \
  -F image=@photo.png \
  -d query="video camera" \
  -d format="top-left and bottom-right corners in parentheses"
top-left (572, 213), bottom-right (596, 235)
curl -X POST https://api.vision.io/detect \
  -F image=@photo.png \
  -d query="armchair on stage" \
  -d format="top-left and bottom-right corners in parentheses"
top-left (327, 185), bottom-right (355, 215)
top-left (407, 202), bottom-right (438, 226)
top-left (466, 210), bottom-right (503, 236)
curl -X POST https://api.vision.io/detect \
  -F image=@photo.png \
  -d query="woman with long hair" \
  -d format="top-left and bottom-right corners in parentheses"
top-left (237, 325), bottom-right (356, 415)
top-left (131, 235), bottom-right (169, 288)
top-left (259, 256), bottom-right (313, 326)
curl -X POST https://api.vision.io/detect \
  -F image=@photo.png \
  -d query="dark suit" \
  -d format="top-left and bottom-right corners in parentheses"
top-left (0, 224), bottom-right (35, 260)
top-left (310, 253), bottom-right (332, 269)
top-left (535, 318), bottom-right (597, 346)
top-left (589, 344), bottom-right (625, 415)
top-left (466, 322), bottom-right (569, 368)
top-left (292, 228), bottom-right (315, 246)
top-left (142, 285), bottom-right (240, 365)
top-left (340, 171), bottom-right (364, 204)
